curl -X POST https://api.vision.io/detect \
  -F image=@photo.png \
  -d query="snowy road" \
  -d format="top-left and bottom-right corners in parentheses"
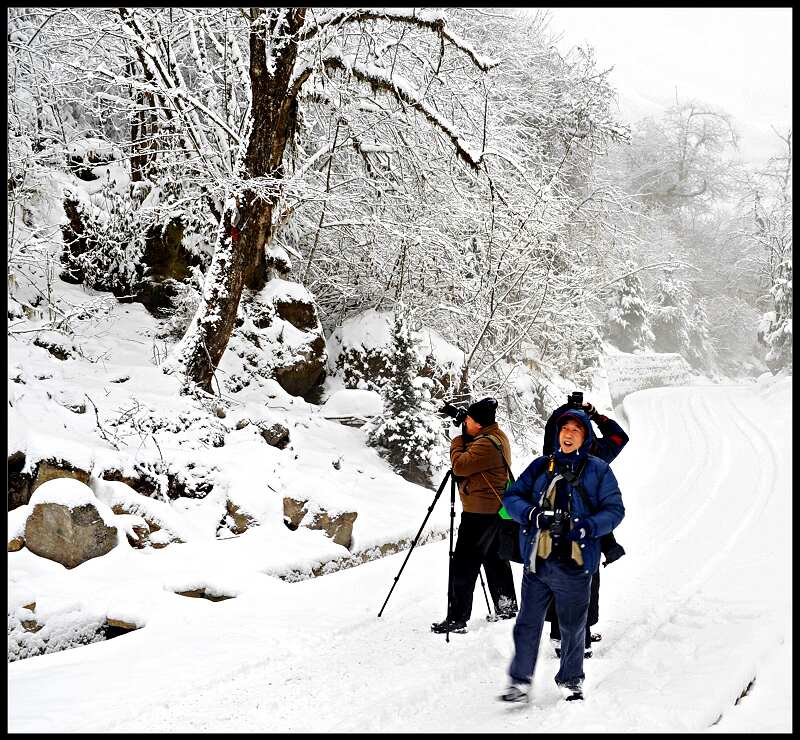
top-left (8, 380), bottom-right (792, 732)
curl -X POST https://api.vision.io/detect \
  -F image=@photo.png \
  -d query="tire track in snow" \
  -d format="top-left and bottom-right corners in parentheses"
top-left (632, 387), bottom-right (709, 526)
top-left (583, 385), bottom-right (780, 729)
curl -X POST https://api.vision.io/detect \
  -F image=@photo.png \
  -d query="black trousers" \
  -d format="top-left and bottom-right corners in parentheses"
top-left (548, 568), bottom-right (600, 647)
top-left (448, 512), bottom-right (517, 622)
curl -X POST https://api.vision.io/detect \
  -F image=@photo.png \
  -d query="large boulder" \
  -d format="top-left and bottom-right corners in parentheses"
top-left (218, 499), bottom-right (257, 537)
top-left (24, 478), bottom-right (119, 569)
top-left (100, 460), bottom-right (217, 501)
top-left (273, 335), bottom-right (326, 397)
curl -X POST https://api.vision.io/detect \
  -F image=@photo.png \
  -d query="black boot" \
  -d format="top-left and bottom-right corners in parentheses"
top-left (431, 618), bottom-right (467, 634)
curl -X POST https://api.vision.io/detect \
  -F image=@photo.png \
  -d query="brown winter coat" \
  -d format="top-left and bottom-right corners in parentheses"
top-left (449, 423), bottom-right (512, 514)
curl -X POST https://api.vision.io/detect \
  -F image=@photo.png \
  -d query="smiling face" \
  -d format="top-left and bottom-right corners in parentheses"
top-left (558, 418), bottom-right (586, 454)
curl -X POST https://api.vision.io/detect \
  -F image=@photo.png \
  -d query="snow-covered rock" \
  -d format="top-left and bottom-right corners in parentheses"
top-left (283, 496), bottom-right (358, 550)
top-left (24, 479), bottom-right (120, 569)
top-left (220, 279), bottom-right (327, 397)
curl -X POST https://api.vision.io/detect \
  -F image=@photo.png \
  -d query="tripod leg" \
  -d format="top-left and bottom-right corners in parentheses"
top-left (479, 567), bottom-right (492, 617)
top-left (446, 470), bottom-right (457, 643)
top-left (378, 470), bottom-right (451, 618)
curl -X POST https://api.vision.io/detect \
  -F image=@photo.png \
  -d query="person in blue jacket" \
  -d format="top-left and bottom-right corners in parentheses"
top-left (543, 400), bottom-right (629, 657)
top-left (498, 409), bottom-right (625, 703)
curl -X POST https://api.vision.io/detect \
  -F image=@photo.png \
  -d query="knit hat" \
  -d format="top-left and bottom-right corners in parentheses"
top-left (466, 397), bottom-right (498, 427)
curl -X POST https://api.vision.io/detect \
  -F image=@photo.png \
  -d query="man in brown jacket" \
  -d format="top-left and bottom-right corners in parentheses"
top-left (431, 397), bottom-right (518, 634)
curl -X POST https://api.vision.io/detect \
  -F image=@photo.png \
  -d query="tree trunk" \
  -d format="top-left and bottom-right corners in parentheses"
top-left (175, 9), bottom-right (306, 391)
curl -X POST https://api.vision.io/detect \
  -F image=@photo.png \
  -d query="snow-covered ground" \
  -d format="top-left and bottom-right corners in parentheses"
top-left (8, 375), bottom-right (791, 732)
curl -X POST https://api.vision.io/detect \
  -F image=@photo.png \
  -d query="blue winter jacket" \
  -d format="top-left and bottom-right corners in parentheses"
top-left (502, 409), bottom-right (625, 575)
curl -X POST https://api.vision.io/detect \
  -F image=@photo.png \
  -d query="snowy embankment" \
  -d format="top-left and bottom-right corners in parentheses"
top-left (8, 374), bottom-right (791, 732)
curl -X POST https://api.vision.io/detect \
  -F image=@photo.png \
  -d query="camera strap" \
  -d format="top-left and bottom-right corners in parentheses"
top-left (553, 456), bottom-right (595, 515)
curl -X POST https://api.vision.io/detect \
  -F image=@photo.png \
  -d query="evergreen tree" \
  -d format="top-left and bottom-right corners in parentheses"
top-left (759, 255), bottom-right (793, 372)
top-left (367, 305), bottom-right (445, 486)
top-left (651, 266), bottom-right (692, 356)
top-left (605, 263), bottom-right (655, 352)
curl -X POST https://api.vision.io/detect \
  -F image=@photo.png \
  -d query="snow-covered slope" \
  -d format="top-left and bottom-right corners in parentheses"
top-left (8, 375), bottom-right (791, 732)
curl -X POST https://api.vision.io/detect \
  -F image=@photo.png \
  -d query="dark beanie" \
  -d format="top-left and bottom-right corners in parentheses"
top-left (466, 397), bottom-right (497, 427)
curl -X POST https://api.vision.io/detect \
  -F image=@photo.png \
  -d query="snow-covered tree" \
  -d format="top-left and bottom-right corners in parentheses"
top-left (746, 129), bottom-right (792, 373)
top-left (759, 256), bottom-right (792, 372)
top-left (604, 262), bottom-right (655, 352)
top-left (651, 266), bottom-right (692, 356)
top-left (623, 99), bottom-right (739, 217)
top-left (368, 306), bottom-right (445, 486)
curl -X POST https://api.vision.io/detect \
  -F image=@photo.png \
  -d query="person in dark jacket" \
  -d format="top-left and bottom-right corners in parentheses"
top-left (498, 409), bottom-right (624, 702)
top-left (543, 400), bottom-right (629, 658)
top-left (431, 397), bottom-right (517, 634)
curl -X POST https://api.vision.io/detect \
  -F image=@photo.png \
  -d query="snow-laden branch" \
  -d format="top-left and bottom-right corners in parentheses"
top-left (309, 52), bottom-right (484, 172)
top-left (299, 8), bottom-right (500, 72)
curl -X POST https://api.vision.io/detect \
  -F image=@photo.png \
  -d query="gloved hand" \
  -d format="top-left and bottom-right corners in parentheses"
top-left (527, 505), bottom-right (542, 524)
top-left (582, 402), bottom-right (598, 419)
top-left (535, 508), bottom-right (558, 530)
top-left (567, 519), bottom-right (592, 541)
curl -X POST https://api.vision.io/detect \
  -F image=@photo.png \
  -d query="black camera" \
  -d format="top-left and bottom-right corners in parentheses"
top-left (540, 508), bottom-right (568, 541)
top-left (439, 401), bottom-right (468, 427)
top-left (567, 390), bottom-right (583, 409)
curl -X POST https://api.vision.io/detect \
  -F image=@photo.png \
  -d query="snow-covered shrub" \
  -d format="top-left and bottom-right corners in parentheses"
top-left (104, 399), bottom-right (227, 453)
top-left (8, 603), bottom-right (107, 663)
top-left (552, 322), bottom-right (604, 390)
top-left (367, 307), bottom-right (448, 487)
top-left (60, 181), bottom-right (145, 295)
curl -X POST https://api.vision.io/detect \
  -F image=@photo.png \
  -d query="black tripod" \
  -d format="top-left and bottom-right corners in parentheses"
top-left (377, 469), bottom-right (492, 642)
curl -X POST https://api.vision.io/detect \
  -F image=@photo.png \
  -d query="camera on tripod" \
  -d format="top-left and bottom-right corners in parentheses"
top-left (439, 401), bottom-right (468, 427)
top-left (567, 390), bottom-right (583, 409)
